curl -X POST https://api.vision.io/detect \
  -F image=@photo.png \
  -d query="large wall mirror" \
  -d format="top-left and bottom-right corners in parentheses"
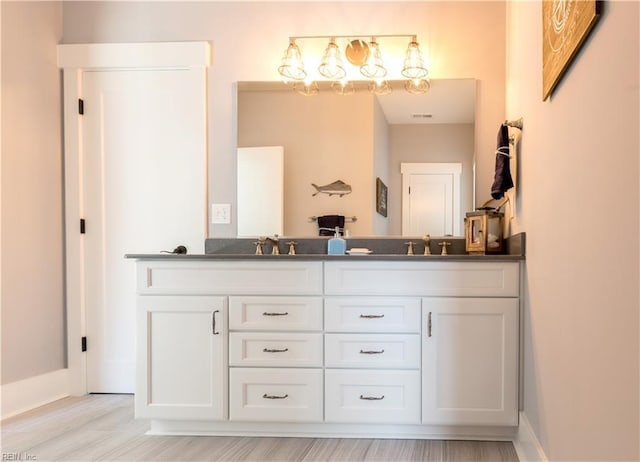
top-left (237, 79), bottom-right (476, 237)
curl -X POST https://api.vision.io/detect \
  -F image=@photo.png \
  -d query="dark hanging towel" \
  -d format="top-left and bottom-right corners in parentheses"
top-left (490, 124), bottom-right (514, 200)
top-left (317, 215), bottom-right (345, 236)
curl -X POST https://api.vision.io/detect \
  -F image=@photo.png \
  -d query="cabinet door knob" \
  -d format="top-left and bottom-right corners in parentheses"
top-left (212, 310), bottom-right (220, 335)
top-left (359, 395), bottom-right (385, 400)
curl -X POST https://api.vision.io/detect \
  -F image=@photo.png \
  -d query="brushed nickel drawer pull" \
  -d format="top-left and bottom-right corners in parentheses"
top-left (262, 393), bottom-right (289, 399)
top-left (428, 312), bottom-right (432, 337)
top-left (360, 394), bottom-right (385, 400)
top-left (263, 347), bottom-right (289, 353)
top-left (359, 349), bottom-right (385, 354)
top-left (263, 311), bottom-right (289, 316)
top-left (212, 310), bottom-right (220, 335)
top-left (359, 314), bottom-right (384, 319)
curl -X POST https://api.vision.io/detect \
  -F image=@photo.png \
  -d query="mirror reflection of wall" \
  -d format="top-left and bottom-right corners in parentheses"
top-left (237, 79), bottom-right (475, 237)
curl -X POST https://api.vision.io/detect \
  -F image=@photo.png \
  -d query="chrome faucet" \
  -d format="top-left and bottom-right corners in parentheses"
top-left (266, 234), bottom-right (280, 255)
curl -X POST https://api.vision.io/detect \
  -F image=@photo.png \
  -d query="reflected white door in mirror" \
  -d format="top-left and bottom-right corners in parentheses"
top-left (237, 146), bottom-right (284, 236)
top-left (401, 163), bottom-right (462, 236)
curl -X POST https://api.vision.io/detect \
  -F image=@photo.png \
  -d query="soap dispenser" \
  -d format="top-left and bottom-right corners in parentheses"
top-left (327, 226), bottom-right (346, 255)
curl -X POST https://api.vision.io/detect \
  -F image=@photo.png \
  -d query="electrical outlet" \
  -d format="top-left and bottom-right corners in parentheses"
top-left (211, 203), bottom-right (231, 224)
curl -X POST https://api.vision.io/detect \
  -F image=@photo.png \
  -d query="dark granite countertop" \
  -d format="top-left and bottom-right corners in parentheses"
top-left (125, 253), bottom-right (524, 261)
top-left (125, 233), bottom-right (525, 261)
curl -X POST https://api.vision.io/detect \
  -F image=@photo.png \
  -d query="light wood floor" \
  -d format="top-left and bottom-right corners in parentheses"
top-left (1, 395), bottom-right (519, 461)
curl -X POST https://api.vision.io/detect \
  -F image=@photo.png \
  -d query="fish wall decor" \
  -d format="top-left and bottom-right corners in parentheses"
top-left (311, 180), bottom-right (352, 197)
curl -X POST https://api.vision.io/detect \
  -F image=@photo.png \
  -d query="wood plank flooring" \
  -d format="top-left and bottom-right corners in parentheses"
top-left (1, 395), bottom-right (519, 461)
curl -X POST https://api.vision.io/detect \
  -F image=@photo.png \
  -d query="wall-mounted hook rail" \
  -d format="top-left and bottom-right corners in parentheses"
top-left (309, 216), bottom-right (357, 223)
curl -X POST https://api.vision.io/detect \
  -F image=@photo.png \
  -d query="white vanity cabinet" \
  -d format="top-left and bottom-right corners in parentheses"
top-left (324, 260), bottom-right (520, 428)
top-left (134, 258), bottom-right (521, 438)
top-left (135, 260), bottom-right (323, 423)
top-left (422, 297), bottom-right (519, 426)
top-left (135, 295), bottom-right (228, 421)
top-left (324, 297), bottom-right (422, 424)
top-left (228, 296), bottom-right (324, 422)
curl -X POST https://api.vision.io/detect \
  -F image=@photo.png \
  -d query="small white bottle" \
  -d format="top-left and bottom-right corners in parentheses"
top-left (327, 226), bottom-right (346, 255)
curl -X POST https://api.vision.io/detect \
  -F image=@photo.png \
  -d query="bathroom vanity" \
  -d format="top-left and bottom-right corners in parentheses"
top-left (129, 241), bottom-right (523, 440)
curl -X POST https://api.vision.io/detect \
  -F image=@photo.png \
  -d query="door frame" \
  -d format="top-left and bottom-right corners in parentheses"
top-left (401, 162), bottom-right (462, 236)
top-left (57, 42), bottom-right (211, 395)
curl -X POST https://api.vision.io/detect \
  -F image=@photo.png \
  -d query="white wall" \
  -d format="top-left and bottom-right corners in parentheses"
top-left (61, 0), bottom-right (506, 238)
top-left (1, 1), bottom-right (65, 384)
top-left (506, 1), bottom-right (639, 460)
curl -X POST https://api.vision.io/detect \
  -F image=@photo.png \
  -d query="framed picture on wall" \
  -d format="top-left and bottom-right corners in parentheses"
top-left (376, 177), bottom-right (388, 217)
top-left (542, 0), bottom-right (602, 100)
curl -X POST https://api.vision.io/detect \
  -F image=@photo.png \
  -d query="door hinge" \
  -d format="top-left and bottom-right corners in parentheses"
top-left (81, 336), bottom-right (87, 352)
top-left (408, 186), bottom-right (411, 194)
top-left (78, 99), bottom-right (84, 115)
top-left (80, 218), bottom-right (86, 234)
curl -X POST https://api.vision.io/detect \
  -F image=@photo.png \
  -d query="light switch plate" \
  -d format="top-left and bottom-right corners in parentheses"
top-left (211, 203), bottom-right (231, 224)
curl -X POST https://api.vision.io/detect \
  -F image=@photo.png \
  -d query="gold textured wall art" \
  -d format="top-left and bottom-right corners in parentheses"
top-left (542, 0), bottom-right (602, 100)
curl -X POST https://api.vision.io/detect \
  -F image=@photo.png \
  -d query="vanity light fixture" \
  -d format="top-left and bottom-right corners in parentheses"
top-left (331, 80), bottom-right (355, 95)
top-left (293, 80), bottom-right (319, 96)
top-left (401, 37), bottom-right (429, 80)
top-left (278, 38), bottom-right (306, 81)
top-left (318, 38), bottom-right (347, 80)
top-left (360, 38), bottom-right (387, 79)
top-left (368, 79), bottom-right (392, 96)
top-left (276, 34), bottom-right (430, 95)
top-left (405, 78), bottom-right (431, 95)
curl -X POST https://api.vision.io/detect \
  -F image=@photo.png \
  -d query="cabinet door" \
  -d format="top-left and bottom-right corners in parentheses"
top-left (422, 297), bottom-right (518, 426)
top-left (136, 296), bottom-right (227, 420)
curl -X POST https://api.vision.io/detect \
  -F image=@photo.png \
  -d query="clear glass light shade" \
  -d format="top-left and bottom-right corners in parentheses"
top-left (318, 39), bottom-right (346, 80)
top-left (401, 40), bottom-right (429, 80)
top-left (360, 40), bottom-right (387, 79)
top-left (368, 80), bottom-right (392, 96)
top-left (278, 41), bottom-right (307, 81)
top-left (293, 81), bottom-right (319, 96)
top-left (331, 80), bottom-right (355, 95)
top-left (404, 78), bottom-right (430, 95)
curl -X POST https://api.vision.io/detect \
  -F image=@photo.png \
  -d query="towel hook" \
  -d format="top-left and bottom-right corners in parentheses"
top-left (504, 118), bottom-right (523, 130)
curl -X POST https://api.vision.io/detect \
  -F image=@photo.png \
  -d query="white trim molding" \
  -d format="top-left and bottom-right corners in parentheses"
top-left (1, 369), bottom-right (70, 420)
top-left (58, 41), bottom-right (211, 69)
top-left (513, 412), bottom-right (548, 462)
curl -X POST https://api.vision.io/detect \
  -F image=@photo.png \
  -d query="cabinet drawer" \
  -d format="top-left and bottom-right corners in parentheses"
top-left (229, 368), bottom-right (323, 422)
top-left (325, 370), bottom-right (420, 424)
top-left (325, 261), bottom-right (519, 296)
top-left (325, 334), bottom-right (420, 369)
top-left (229, 332), bottom-right (323, 367)
top-left (137, 261), bottom-right (323, 295)
top-left (324, 297), bottom-right (421, 333)
top-left (229, 296), bottom-right (322, 331)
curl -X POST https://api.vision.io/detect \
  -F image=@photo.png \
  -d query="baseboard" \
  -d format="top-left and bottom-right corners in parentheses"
top-left (1, 368), bottom-right (70, 420)
top-left (513, 411), bottom-right (548, 462)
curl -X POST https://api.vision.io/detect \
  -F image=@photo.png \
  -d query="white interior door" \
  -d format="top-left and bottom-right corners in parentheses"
top-left (82, 67), bottom-right (207, 393)
top-left (401, 163), bottom-right (462, 236)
